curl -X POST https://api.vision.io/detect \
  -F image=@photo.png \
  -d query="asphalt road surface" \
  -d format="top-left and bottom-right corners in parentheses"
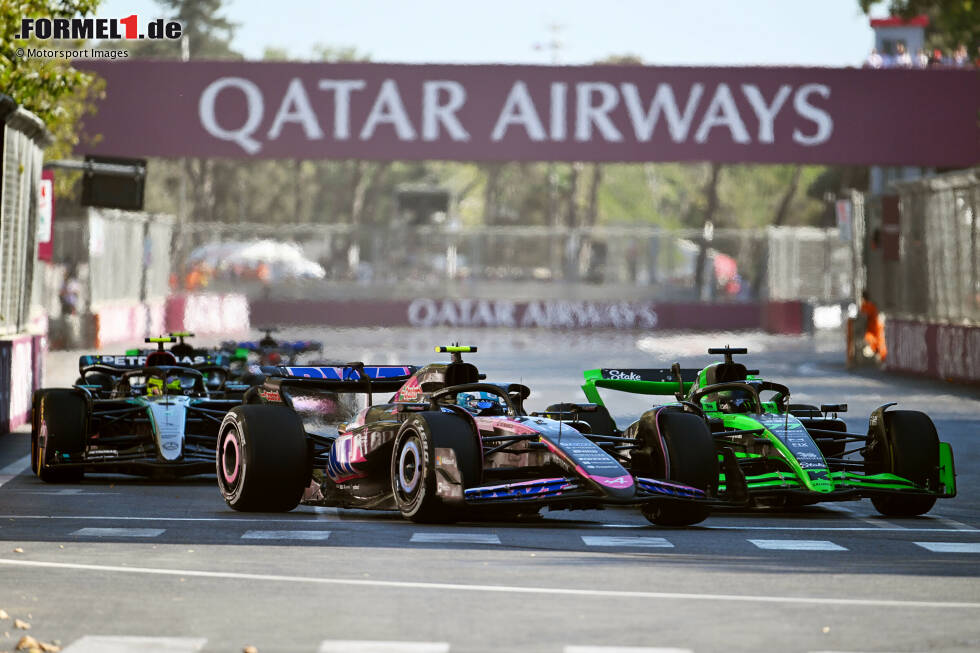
top-left (1, 328), bottom-right (977, 653)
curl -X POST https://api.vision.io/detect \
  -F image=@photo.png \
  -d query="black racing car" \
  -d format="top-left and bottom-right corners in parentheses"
top-left (32, 338), bottom-right (243, 481)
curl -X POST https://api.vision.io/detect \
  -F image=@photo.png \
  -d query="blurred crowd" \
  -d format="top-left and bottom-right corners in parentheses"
top-left (864, 43), bottom-right (977, 68)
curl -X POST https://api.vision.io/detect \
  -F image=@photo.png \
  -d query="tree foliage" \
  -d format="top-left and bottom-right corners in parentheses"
top-left (117, 0), bottom-right (239, 59)
top-left (858, 1), bottom-right (979, 51)
top-left (1, 0), bottom-right (105, 190)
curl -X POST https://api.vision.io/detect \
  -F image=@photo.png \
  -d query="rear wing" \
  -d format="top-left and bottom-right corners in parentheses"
top-left (79, 352), bottom-right (229, 373)
top-left (581, 367), bottom-right (699, 403)
top-left (263, 364), bottom-right (419, 394)
top-left (78, 354), bottom-right (146, 372)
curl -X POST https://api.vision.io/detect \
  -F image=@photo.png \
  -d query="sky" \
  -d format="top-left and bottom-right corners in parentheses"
top-left (95, 0), bottom-right (891, 67)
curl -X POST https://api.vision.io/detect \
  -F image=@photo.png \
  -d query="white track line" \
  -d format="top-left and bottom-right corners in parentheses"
top-left (702, 525), bottom-right (973, 533)
top-left (0, 514), bottom-right (344, 523)
top-left (0, 515), bottom-right (972, 533)
top-left (72, 527), bottom-right (165, 537)
top-left (411, 532), bottom-right (501, 545)
top-left (0, 454), bottom-right (30, 488)
top-left (582, 536), bottom-right (673, 548)
top-left (62, 635), bottom-right (207, 652)
top-left (749, 539), bottom-right (847, 551)
top-left (820, 504), bottom-right (897, 529)
top-left (930, 517), bottom-right (978, 531)
top-left (0, 454), bottom-right (30, 476)
top-left (566, 648), bottom-right (691, 653)
top-left (241, 530), bottom-right (331, 541)
top-left (2, 558), bottom-right (978, 610)
top-left (914, 542), bottom-right (980, 553)
top-left (318, 641), bottom-right (449, 653)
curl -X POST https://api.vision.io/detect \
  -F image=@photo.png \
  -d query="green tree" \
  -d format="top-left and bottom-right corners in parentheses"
top-left (1, 1), bottom-right (105, 193)
top-left (858, 1), bottom-right (979, 52)
top-left (119, 0), bottom-right (239, 59)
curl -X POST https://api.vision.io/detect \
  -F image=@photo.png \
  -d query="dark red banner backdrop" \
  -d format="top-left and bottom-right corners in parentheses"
top-left (78, 61), bottom-right (978, 166)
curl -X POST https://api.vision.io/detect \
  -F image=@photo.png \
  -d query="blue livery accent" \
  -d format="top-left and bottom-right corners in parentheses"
top-left (464, 477), bottom-right (581, 502)
top-left (282, 365), bottom-right (415, 380)
top-left (635, 476), bottom-right (706, 499)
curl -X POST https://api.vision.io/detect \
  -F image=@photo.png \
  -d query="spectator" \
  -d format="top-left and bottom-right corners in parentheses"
top-left (952, 43), bottom-right (969, 66)
top-left (915, 47), bottom-right (929, 68)
top-left (893, 42), bottom-right (913, 68)
top-left (929, 48), bottom-right (946, 66)
top-left (59, 266), bottom-right (82, 316)
top-left (864, 47), bottom-right (884, 69)
top-left (975, 45), bottom-right (980, 68)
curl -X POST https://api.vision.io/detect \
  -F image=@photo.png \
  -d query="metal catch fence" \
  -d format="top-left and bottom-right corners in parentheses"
top-left (0, 104), bottom-right (50, 336)
top-left (858, 168), bottom-right (979, 324)
top-left (53, 208), bottom-right (175, 311)
top-left (173, 222), bottom-right (851, 303)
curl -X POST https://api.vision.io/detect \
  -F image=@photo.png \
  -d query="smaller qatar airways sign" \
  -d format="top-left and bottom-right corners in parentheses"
top-left (79, 61), bottom-right (978, 165)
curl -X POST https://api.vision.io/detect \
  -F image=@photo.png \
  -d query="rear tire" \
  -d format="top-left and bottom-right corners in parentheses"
top-left (32, 389), bottom-right (86, 483)
top-left (217, 405), bottom-right (310, 512)
top-left (867, 410), bottom-right (939, 517)
top-left (391, 412), bottom-right (481, 523)
top-left (635, 410), bottom-right (717, 526)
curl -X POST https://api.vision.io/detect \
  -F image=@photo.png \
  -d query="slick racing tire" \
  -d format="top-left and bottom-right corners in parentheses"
top-left (635, 410), bottom-right (717, 527)
top-left (218, 405), bottom-right (310, 512)
top-left (32, 389), bottom-right (86, 483)
top-left (867, 410), bottom-right (939, 517)
top-left (391, 412), bottom-right (481, 523)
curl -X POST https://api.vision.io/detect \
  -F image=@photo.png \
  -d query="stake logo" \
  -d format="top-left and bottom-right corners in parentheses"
top-left (16, 15), bottom-right (182, 41)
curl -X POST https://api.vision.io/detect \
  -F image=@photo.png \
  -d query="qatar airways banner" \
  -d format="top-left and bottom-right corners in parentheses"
top-left (78, 61), bottom-right (978, 165)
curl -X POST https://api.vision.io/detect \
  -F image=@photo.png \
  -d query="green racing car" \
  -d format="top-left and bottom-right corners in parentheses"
top-left (555, 347), bottom-right (956, 516)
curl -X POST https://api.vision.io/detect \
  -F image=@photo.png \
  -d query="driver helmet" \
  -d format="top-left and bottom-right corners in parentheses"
top-left (457, 391), bottom-right (504, 416)
top-left (712, 387), bottom-right (754, 413)
top-left (147, 374), bottom-right (183, 396)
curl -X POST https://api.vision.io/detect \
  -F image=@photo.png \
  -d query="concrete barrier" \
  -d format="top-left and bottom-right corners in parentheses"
top-left (0, 334), bottom-right (36, 432)
top-left (92, 300), bottom-right (166, 348)
top-left (885, 318), bottom-right (980, 384)
top-left (165, 293), bottom-right (250, 336)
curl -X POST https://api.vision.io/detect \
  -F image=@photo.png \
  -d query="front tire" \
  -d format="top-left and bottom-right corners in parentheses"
top-left (867, 410), bottom-right (939, 516)
top-left (217, 405), bottom-right (310, 512)
top-left (391, 412), bottom-right (481, 523)
top-left (32, 389), bottom-right (87, 483)
top-left (634, 410), bottom-right (717, 526)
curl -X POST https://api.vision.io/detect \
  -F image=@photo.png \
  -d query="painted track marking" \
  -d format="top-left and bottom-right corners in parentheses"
top-left (0, 454), bottom-right (30, 475)
top-left (241, 530), bottom-right (332, 540)
top-left (0, 454), bottom-right (30, 488)
top-left (410, 532), bottom-right (501, 544)
top-left (562, 646), bottom-right (693, 653)
top-left (749, 539), bottom-right (847, 551)
top-left (0, 515), bottom-right (973, 533)
top-left (62, 635), bottom-right (207, 652)
top-left (72, 528), bottom-right (165, 538)
top-left (930, 516), bottom-right (978, 531)
top-left (582, 536), bottom-right (673, 548)
top-left (318, 641), bottom-right (449, 653)
top-left (2, 558), bottom-right (979, 609)
top-left (914, 542), bottom-right (980, 553)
